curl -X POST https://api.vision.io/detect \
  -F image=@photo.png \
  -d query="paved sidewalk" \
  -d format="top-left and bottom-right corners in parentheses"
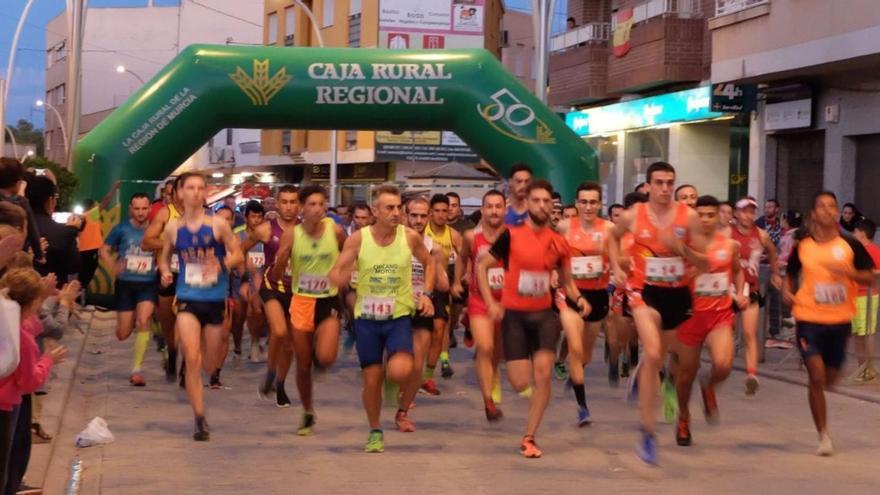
top-left (34, 317), bottom-right (880, 494)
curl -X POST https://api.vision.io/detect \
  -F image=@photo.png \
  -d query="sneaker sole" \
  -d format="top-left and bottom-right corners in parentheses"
top-left (745, 377), bottom-right (759, 396)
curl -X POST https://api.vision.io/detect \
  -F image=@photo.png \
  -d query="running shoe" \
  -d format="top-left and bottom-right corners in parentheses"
top-left (626, 360), bottom-right (642, 402)
top-left (276, 384), bottom-right (292, 408)
top-left (419, 379), bottom-right (440, 396)
top-left (621, 358), bottom-right (630, 378)
top-left (661, 378), bottom-right (678, 423)
top-left (258, 373), bottom-right (274, 400)
top-left (441, 359), bottom-right (454, 379)
top-left (700, 374), bottom-right (720, 425)
top-left (395, 410), bottom-right (415, 432)
top-left (193, 416), bottom-right (210, 442)
top-left (520, 435), bottom-right (542, 458)
top-left (637, 430), bottom-right (658, 465)
top-left (485, 402), bottom-right (503, 422)
top-left (248, 342), bottom-right (263, 363)
top-left (209, 372), bottom-right (222, 390)
top-left (463, 327), bottom-right (474, 348)
top-left (364, 430), bottom-right (384, 453)
top-left (491, 380), bottom-right (503, 405)
top-left (816, 432), bottom-right (833, 457)
top-left (129, 373), bottom-right (146, 387)
top-left (608, 362), bottom-right (620, 388)
top-left (676, 419), bottom-right (692, 447)
top-left (553, 362), bottom-right (568, 380)
top-left (517, 386), bottom-right (534, 399)
top-left (577, 405), bottom-right (592, 427)
top-left (297, 412), bottom-right (317, 436)
top-left (745, 374), bottom-right (759, 396)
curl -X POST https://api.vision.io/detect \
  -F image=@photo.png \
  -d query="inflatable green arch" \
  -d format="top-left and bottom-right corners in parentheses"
top-left (72, 45), bottom-right (597, 201)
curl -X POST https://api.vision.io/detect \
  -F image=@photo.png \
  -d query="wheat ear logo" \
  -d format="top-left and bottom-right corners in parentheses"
top-left (229, 59), bottom-right (292, 106)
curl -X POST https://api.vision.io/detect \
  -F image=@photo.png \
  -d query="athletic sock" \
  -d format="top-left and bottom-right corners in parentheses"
top-left (423, 366), bottom-right (435, 380)
top-left (573, 383), bottom-right (586, 408)
top-left (132, 330), bottom-right (150, 373)
top-left (517, 386), bottom-right (533, 398)
top-left (747, 367), bottom-right (757, 376)
top-left (439, 351), bottom-right (449, 363)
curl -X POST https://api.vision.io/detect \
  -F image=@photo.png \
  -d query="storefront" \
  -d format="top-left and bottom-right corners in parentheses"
top-left (565, 86), bottom-right (748, 207)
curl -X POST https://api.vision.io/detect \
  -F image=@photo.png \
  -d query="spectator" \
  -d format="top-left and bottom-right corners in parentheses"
top-left (0, 158), bottom-right (43, 261)
top-left (0, 268), bottom-right (67, 494)
top-left (25, 175), bottom-right (82, 285)
top-left (777, 210), bottom-right (803, 269)
top-left (852, 219), bottom-right (880, 382)
top-left (755, 198), bottom-right (782, 246)
top-left (566, 16), bottom-right (577, 30)
top-left (840, 202), bottom-right (865, 233)
top-left (0, 202), bottom-right (27, 276)
top-left (223, 196), bottom-right (246, 229)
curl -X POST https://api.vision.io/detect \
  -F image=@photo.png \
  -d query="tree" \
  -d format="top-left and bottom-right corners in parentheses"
top-left (26, 156), bottom-right (78, 210)
top-left (10, 119), bottom-right (45, 155)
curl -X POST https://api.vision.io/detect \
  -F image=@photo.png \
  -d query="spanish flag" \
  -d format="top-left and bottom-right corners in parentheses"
top-left (613, 7), bottom-right (634, 58)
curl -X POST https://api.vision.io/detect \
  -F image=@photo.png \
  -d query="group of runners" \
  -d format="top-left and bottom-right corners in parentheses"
top-left (98, 161), bottom-right (875, 463)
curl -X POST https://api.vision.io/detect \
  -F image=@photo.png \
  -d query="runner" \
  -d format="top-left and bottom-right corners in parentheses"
top-left (852, 219), bottom-right (880, 381)
top-left (555, 182), bottom-right (613, 425)
top-left (453, 189), bottom-right (507, 421)
top-left (396, 196), bottom-right (446, 432)
top-left (477, 180), bottom-right (588, 458)
top-left (240, 186), bottom-right (300, 407)
top-left (158, 172), bottom-right (242, 441)
top-left (609, 162), bottom-right (704, 465)
top-left (142, 176), bottom-right (185, 383)
top-left (270, 185), bottom-right (346, 436)
top-left (504, 163), bottom-right (532, 226)
top-left (446, 192), bottom-right (474, 352)
top-left (242, 200), bottom-right (268, 363)
top-left (674, 185), bottom-right (698, 209)
top-left (328, 184), bottom-right (435, 453)
top-left (423, 194), bottom-right (462, 391)
top-left (562, 204), bottom-right (578, 221)
top-left (100, 193), bottom-right (158, 386)
top-left (718, 201), bottom-right (734, 237)
top-left (731, 197), bottom-right (781, 395)
top-left (675, 195), bottom-right (747, 446)
top-left (610, 193), bottom-right (647, 382)
top-left (212, 206), bottom-right (240, 387)
top-left (783, 191), bottom-right (875, 456)
top-left (342, 204), bottom-right (374, 349)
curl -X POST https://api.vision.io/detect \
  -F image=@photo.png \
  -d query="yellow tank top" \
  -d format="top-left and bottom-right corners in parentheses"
top-left (426, 223), bottom-right (456, 265)
top-left (355, 225), bottom-right (413, 320)
top-left (168, 203), bottom-right (181, 221)
top-left (291, 218), bottom-right (339, 297)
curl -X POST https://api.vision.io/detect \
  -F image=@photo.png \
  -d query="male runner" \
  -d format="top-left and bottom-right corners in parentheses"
top-left (453, 190), bottom-right (507, 421)
top-left (242, 200), bottom-right (268, 363)
top-left (446, 191), bottom-right (474, 350)
top-left (556, 182), bottom-right (613, 425)
top-left (675, 195), bottom-right (747, 446)
top-left (142, 176), bottom-right (185, 382)
top-left (731, 197), bottom-right (781, 395)
top-left (783, 191), bottom-right (875, 456)
top-left (718, 201), bottom-right (734, 237)
top-left (423, 194), bottom-right (462, 389)
top-left (241, 186), bottom-right (300, 407)
top-left (158, 172), bottom-right (242, 441)
top-left (101, 193), bottom-right (158, 386)
top-left (562, 205), bottom-right (578, 221)
top-left (329, 184), bottom-right (435, 453)
top-left (395, 196), bottom-right (446, 432)
top-left (674, 184), bottom-right (698, 209)
top-left (610, 194), bottom-right (647, 382)
top-left (447, 192), bottom-right (475, 233)
top-left (504, 163), bottom-right (532, 226)
top-left (342, 204), bottom-right (374, 349)
top-left (270, 185), bottom-right (346, 436)
top-left (852, 219), bottom-right (880, 381)
top-left (477, 180), bottom-right (588, 458)
top-left (609, 162), bottom-right (704, 465)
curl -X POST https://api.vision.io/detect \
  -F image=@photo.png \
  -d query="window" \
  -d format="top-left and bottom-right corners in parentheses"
top-left (46, 41), bottom-right (66, 68)
top-left (267, 12), bottom-right (278, 45)
top-left (322, 0), bottom-right (334, 28)
top-left (226, 128), bottom-right (233, 146)
top-left (348, 12), bottom-right (361, 47)
top-left (55, 84), bottom-right (66, 105)
top-left (281, 130), bottom-right (292, 155)
top-left (345, 130), bottom-right (358, 151)
top-left (285, 7), bottom-right (296, 46)
top-left (513, 44), bottom-right (524, 77)
top-left (350, 0), bottom-right (362, 15)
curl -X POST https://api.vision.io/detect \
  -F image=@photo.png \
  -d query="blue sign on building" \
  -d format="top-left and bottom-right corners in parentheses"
top-left (564, 86), bottom-right (724, 137)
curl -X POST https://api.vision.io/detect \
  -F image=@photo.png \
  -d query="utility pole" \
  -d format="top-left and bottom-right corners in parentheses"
top-left (66, 0), bottom-right (88, 169)
top-left (531, 0), bottom-right (557, 104)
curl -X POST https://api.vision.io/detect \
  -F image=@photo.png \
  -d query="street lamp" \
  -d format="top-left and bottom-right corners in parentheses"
top-left (1, 0), bottom-right (37, 158)
top-left (36, 99), bottom-right (70, 159)
top-left (115, 65), bottom-right (146, 85)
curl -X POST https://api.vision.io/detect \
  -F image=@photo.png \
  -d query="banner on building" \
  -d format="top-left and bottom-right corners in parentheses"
top-left (612, 8), bottom-right (634, 58)
top-left (711, 83), bottom-right (758, 113)
top-left (375, 130), bottom-right (480, 163)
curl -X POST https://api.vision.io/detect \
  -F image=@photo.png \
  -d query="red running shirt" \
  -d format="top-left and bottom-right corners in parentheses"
top-left (565, 217), bottom-right (610, 290)
top-left (490, 224), bottom-right (570, 311)
top-left (690, 233), bottom-right (734, 312)
top-left (731, 226), bottom-right (762, 289)
top-left (469, 229), bottom-right (505, 302)
top-left (628, 202), bottom-right (691, 290)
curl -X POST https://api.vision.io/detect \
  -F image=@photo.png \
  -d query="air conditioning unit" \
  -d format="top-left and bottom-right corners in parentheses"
top-left (211, 146), bottom-right (235, 163)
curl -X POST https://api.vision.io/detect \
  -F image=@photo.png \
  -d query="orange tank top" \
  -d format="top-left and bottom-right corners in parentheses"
top-left (566, 217), bottom-right (609, 290)
top-left (690, 233), bottom-right (733, 312)
top-left (629, 202), bottom-right (690, 289)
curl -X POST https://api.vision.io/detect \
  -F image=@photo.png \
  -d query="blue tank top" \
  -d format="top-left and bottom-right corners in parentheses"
top-left (505, 206), bottom-right (528, 226)
top-left (175, 220), bottom-right (228, 302)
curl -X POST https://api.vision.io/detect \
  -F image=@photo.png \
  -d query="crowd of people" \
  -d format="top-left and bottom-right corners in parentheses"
top-left (1, 153), bottom-right (879, 492)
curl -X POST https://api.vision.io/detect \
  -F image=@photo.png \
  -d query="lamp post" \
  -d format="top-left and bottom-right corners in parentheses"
top-left (115, 64), bottom-right (146, 85)
top-left (1, 0), bottom-right (38, 158)
top-left (36, 99), bottom-right (69, 160)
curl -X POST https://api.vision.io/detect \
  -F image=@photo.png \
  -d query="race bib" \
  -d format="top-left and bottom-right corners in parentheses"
top-left (361, 296), bottom-right (394, 320)
top-left (517, 270), bottom-right (550, 297)
top-left (350, 271), bottom-right (359, 286)
top-left (248, 252), bottom-right (265, 269)
top-left (184, 263), bottom-right (218, 288)
top-left (170, 254), bottom-right (180, 273)
top-left (488, 267), bottom-right (505, 291)
top-left (297, 273), bottom-right (331, 296)
top-left (695, 272), bottom-right (729, 297)
top-left (125, 255), bottom-right (154, 275)
top-left (571, 256), bottom-right (603, 280)
top-left (814, 282), bottom-right (847, 305)
top-left (284, 264), bottom-right (293, 279)
top-left (645, 257), bottom-right (685, 283)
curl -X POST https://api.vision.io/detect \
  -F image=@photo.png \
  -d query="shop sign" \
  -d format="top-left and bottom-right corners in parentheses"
top-left (764, 99), bottom-right (812, 131)
top-left (565, 86), bottom-right (723, 137)
top-left (711, 83), bottom-right (757, 113)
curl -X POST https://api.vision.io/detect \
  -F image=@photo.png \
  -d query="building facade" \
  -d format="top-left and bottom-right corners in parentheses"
top-left (710, 0), bottom-right (880, 220)
top-left (44, 2), bottom-right (263, 173)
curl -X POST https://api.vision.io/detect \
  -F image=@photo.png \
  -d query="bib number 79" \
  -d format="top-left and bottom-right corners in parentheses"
top-left (478, 89), bottom-right (536, 127)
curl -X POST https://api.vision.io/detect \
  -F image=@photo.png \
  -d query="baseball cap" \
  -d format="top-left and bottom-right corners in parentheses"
top-left (735, 198), bottom-right (758, 210)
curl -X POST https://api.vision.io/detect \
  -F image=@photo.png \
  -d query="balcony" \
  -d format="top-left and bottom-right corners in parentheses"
top-left (715, 0), bottom-right (769, 17)
top-left (549, 24), bottom-right (610, 106)
top-left (550, 23), bottom-right (611, 53)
